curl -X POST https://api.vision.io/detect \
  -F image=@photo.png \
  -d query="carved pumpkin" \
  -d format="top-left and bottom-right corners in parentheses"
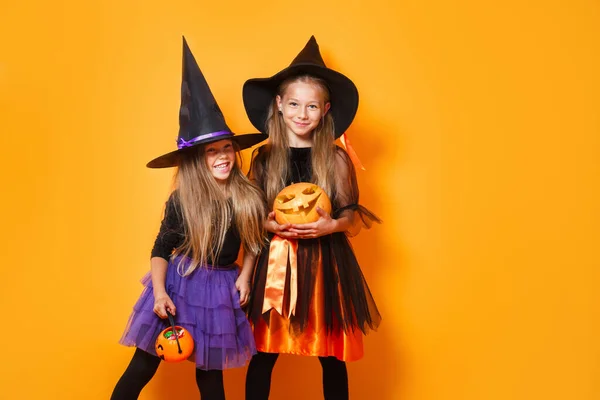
top-left (273, 182), bottom-right (332, 225)
top-left (155, 325), bottom-right (194, 362)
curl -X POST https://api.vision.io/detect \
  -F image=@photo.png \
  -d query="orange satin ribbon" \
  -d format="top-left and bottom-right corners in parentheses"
top-left (340, 133), bottom-right (366, 171)
top-left (263, 236), bottom-right (298, 317)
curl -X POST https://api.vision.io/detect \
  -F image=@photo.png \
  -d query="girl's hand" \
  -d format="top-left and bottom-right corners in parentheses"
top-left (289, 207), bottom-right (338, 239)
top-left (236, 275), bottom-right (251, 307)
top-left (265, 211), bottom-right (297, 239)
top-left (153, 292), bottom-right (176, 319)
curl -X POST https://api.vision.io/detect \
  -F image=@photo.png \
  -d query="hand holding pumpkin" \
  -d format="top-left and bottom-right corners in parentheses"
top-left (288, 206), bottom-right (338, 239)
top-left (272, 183), bottom-right (335, 239)
top-left (265, 211), bottom-right (297, 239)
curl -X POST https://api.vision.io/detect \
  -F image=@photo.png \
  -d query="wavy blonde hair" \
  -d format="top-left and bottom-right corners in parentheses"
top-left (172, 141), bottom-right (266, 276)
top-left (261, 75), bottom-right (337, 205)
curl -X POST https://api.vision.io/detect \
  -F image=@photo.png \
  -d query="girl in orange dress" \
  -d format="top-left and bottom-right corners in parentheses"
top-left (243, 36), bottom-right (382, 400)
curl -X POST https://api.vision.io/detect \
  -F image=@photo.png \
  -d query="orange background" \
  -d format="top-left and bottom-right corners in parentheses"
top-left (1, 0), bottom-right (599, 399)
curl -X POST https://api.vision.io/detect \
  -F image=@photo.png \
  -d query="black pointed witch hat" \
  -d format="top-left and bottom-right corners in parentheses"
top-left (147, 37), bottom-right (267, 168)
top-left (242, 36), bottom-right (359, 139)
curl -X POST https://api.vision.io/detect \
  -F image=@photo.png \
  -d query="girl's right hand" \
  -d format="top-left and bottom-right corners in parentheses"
top-left (153, 292), bottom-right (176, 319)
top-left (265, 211), bottom-right (297, 239)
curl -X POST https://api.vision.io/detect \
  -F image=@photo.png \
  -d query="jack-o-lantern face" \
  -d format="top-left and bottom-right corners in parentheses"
top-left (155, 326), bottom-right (194, 362)
top-left (273, 182), bottom-right (332, 225)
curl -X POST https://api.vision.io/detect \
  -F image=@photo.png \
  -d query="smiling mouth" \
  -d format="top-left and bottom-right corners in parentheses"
top-left (214, 162), bottom-right (230, 171)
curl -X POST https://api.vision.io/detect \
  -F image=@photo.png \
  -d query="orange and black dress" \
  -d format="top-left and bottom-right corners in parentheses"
top-left (247, 145), bottom-right (381, 362)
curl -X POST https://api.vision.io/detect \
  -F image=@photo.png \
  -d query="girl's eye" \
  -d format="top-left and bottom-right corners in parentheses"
top-left (289, 102), bottom-right (298, 107)
top-left (206, 148), bottom-right (216, 153)
top-left (309, 104), bottom-right (318, 109)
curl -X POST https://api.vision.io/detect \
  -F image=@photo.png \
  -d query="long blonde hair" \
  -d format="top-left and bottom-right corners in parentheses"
top-left (261, 75), bottom-right (337, 205)
top-left (172, 142), bottom-right (266, 276)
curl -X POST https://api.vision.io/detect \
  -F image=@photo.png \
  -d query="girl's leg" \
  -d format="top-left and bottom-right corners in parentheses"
top-left (110, 348), bottom-right (161, 400)
top-left (245, 352), bottom-right (280, 400)
top-left (195, 369), bottom-right (226, 400)
top-left (318, 356), bottom-right (349, 400)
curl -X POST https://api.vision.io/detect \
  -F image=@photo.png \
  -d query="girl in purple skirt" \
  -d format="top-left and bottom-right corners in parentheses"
top-left (110, 38), bottom-right (267, 400)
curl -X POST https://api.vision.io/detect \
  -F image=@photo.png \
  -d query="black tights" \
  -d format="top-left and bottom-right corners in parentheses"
top-left (111, 348), bottom-right (225, 400)
top-left (245, 351), bottom-right (349, 400)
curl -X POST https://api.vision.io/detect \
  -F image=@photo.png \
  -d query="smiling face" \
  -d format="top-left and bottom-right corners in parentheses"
top-left (203, 139), bottom-right (235, 184)
top-left (276, 80), bottom-right (331, 146)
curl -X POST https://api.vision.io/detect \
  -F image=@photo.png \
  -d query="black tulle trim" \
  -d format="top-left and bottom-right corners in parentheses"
top-left (247, 206), bottom-right (382, 335)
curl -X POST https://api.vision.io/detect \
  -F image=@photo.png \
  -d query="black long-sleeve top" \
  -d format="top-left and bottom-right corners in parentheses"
top-left (150, 194), bottom-right (241, 266)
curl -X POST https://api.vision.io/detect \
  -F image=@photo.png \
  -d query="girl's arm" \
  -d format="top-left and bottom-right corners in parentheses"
top-left (289, 148), bottom-right (356, 238)
top-left (248, 146), bottom-right (297, 239)
top-left (236, 250), bottom-right (257, 307)
top-left (150, 194), bottom-right (181, 318)
top-left (151, 256), bottom-right (176, 318)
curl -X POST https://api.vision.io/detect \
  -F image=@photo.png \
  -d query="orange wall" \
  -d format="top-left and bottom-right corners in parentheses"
top-left (1, 1), bottom-right (599, 399)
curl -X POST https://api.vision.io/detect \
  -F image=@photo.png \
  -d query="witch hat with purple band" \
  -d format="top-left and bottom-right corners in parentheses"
top-left (242, 35), bottom-right (359, 139)
top-left (147, 37), bottom-right (267, 168)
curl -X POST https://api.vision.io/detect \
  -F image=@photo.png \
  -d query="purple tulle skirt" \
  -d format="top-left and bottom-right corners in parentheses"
top-left (119, 257), bottom-right (256, 370)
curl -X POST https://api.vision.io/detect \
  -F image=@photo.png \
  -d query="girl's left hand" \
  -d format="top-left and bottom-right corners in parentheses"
top-left (235, 275), bottom-right (251, 307)
top-left (288, 207), bottom-right (338, 239)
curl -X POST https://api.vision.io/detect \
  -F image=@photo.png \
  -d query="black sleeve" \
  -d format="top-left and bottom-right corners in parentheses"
top-left (332, 146), bottom-right (382, 235)
top-left (150, 193), bottom-right (185, 261)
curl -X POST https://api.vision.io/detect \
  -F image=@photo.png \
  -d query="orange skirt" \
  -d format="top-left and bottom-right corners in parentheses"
top-left (252, 239), bottom-right (364, 362)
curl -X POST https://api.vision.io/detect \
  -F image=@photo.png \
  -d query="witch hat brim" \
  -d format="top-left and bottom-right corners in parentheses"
top-left (146, 132), bottom-right (267, 168)
top-left (242, 36), bottom-right (358, 138)
top-left (147, 37), bottom-right (267, 169)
